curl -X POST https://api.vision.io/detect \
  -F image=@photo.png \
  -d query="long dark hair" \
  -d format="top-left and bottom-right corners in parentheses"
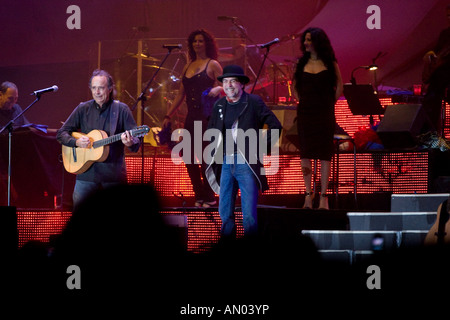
top-left (187, 29), bottom-right (218, 61)
top-left (294, 27), bottom-right (337, 94)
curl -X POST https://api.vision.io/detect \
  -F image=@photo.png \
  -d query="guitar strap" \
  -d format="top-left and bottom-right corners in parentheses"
top-left (109, 100), bottom-right (119, 136)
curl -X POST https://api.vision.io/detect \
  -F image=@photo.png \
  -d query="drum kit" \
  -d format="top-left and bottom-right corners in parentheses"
top-left (116, 51), bottom-right (184, 128)
top-left (115, 30), bottom-right (300, 147)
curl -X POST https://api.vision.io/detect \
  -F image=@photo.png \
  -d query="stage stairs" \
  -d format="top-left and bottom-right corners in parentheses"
top-left (301, 193), bottom-right (449, 265)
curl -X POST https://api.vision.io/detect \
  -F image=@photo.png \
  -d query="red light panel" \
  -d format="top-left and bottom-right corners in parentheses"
top-left (126, 152), bottom-right (429, 197)
top-left (444, 102), bottom-right (450, 140)
top-left (17, 211), bottom-right (72, 248)
top-left (126, 156), bottom-right (195, 197)
top-left (161, 211), bottom-right (244, 254)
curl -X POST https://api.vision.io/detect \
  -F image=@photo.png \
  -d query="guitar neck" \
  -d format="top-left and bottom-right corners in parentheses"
top-left (92, 132), bottom-right (124, 148)
top-left (90, 126), bottom-right (148, 148)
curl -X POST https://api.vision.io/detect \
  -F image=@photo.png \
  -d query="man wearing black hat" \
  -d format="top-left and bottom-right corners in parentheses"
top-left (206, 65), bottom-right (282, 239)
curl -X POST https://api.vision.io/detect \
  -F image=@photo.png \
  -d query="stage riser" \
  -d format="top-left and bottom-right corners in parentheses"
top-left (391, 193), bottom-right (449, 212)
top-left (318, 250), bottom-right (373, 265)
top-left (302, 231), bottom-right (399, 251)
top-left (302, 230), bottom-right (428, 251)
top-left (301, 193), bottom-right (448, 265)
top-left (347, 212), bottom-right (436, 231)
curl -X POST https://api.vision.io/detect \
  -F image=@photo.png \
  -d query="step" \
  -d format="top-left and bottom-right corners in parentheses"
top-left (317, 250), bottom-right (353, 264)
top-left (317, 249), bottom-right (374, 264)
top-left (347, 212), bottom-right (436, 231)
top-left (301, 230), bottom-right (400, 251)
top-left (398, 230), bottom-right (429, 248)
top-left (391, 193), bottom-right (449, 212)
top-left (303, 230), bottom-right (429, 252)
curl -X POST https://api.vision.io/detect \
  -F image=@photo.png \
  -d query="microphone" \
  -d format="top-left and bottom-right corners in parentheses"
top-left (260, 38), bottom-right (280, 49)
top-left (162, 44), bottom-right (182, 50)
top-left (218, 16), bottom-right (238, 21)
top-left (30, 85), bottom-right (59, 96)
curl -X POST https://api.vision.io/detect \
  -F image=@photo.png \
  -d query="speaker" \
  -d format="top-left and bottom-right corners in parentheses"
top-left (377, 104), bottom-right (431, 148)
top-left (0, 206), bottom-right (17, 258)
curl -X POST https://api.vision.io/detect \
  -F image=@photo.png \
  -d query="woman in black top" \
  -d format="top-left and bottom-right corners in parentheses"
top-left (293, 27), bottom-right (343, 210)
top-left (164, 29), bottom-right (223, 207)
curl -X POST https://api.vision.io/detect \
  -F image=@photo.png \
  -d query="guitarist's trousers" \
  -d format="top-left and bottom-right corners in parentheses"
top-left (73, 180), bottom-right (121, 211)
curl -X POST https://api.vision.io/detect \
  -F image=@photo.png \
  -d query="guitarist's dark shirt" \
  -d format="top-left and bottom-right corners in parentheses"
top-left (56, 99), bottom-right (140, 183)
top-left (0, 104), bottom-right (30, 129)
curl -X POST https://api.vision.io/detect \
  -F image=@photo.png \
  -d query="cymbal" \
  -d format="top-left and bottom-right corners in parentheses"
top-left (143, 65), bottom-right (179, 74)
top-left (126, 53), bottom-right (160, 62)
top-left (143, 65), bottom-right (169, 70)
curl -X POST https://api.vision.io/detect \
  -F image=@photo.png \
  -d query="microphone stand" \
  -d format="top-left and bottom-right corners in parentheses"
top-left (224, 17), bottom-right (267, 93)
top-left (131, 46), bottom-right (177, 184)
top-left (0, 95), bottom-right (42, 206)
top-left (221, 16), bottom-right (276, 101)
top-left (251, 45), bottom-right (272, 94)
top-left (252, 42), bottom-right (288, 103)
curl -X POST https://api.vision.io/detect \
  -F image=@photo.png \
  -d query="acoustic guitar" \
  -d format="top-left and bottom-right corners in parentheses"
top-left (62, 125), bottom-right (150, 174)
top-left (424, 198), bottom-right (450, 246)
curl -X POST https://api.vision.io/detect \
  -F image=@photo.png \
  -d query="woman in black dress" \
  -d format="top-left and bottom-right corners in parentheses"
top-left (293, 27), bottom-right (343, 210)
top-left (163, 29), bottom-right (223, 207)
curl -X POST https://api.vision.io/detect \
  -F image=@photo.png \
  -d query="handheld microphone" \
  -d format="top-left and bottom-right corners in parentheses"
top-left (260, 38), bottom-right (280, 49)
top-left (30, 85), bottom-right (59, 96)
top-left (163, 44), bottom-right (182, 50)
top-left (218, 16), bottom-right (238, 21)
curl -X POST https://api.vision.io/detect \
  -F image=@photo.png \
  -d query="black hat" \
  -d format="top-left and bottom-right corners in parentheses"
top-left (217, 65), bottom-right (250, 84)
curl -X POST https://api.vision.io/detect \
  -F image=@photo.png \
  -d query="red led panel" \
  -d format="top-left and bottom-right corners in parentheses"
top-left (161, 211), bottom-right (244, 254)
top-left (335, 97), bottom-right (392, 137)
top-left (346, 152), bottom-right (428, 194)
top-left (17, 211), bottom-right (72, 248)
top-left (126, 156), bottom-right (195, 197)
top-left (444, 102), bottom-right (450, 140)
top-left (264, 155), bottom-right (302, 195)
top-left (127, 152), bottom-right (429, 198)
top-left (17, 209), bottom-right (244, 254)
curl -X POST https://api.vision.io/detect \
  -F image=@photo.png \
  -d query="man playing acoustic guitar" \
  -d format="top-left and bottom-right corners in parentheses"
top-left (57, 69), bottom-right (141, 210)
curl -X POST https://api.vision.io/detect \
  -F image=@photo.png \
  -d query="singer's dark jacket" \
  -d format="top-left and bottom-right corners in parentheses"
top-left (56, 99), bottom-right (140, 183)
top-left (205, 91), bottom-right (282, 193)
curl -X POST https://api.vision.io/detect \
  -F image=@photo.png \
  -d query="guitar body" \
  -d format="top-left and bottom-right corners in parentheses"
top-left (62, 130), bottom-right (110, 174)
top-left (62, 125), bottom-right (149, 174)
top-left (424, 200), bottom-right (450, 246)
